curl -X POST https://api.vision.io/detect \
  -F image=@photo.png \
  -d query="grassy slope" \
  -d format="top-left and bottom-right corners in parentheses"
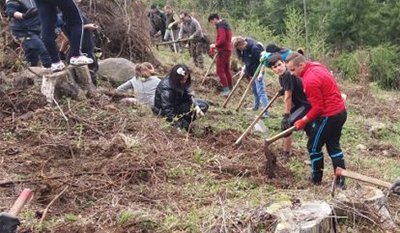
top-left (0, 47), bottom-right (399, 233)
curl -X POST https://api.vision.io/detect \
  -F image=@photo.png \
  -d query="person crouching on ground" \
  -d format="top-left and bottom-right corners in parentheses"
top-left (267, 53), bottom-right (311, 160)
top-left (286, 52), bottom-right (347, 188)
top-left (232, 36), bottom-right (269, 118)
top-left (117, 62), bottom-right (161, 108)
top-left (152, 64), bottom-right (209, 131)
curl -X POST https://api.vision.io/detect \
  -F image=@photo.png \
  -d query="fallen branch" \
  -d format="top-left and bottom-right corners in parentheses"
top-left (39, 185), bottom-right (69, 226)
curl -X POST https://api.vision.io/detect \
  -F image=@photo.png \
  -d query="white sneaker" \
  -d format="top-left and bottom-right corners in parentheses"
top-left (70, 55), bottom-right (93, 66)
top-left (51, 61), bottom-right (66, 72)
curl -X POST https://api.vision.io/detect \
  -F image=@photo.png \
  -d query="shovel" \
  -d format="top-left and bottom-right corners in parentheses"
top-left (234, 91), bottom-right (280, 145)
top-left (0, 189), bottom-right (33, 233)
top-left (201, 52), bottom-right (218, 85)
top-left (235, 63), bottom-right (262, 111)
top-left (222, 70), bottom-right (245, 108)
top-left (169, 28), bottom-right (178, 53)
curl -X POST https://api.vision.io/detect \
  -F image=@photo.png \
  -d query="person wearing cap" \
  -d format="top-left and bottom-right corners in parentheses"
top-left (266, 53), bottom-right (311, 159)
top-left (148, 4), bottom-right (167, 40)
top-left (117, 62), bottom-right (161, 108)
top-left (153, 64), bottom-right (209, 130)
top-left (178, 12), bottom-right (205, 69)
top-left (232, 36), bottom-right (269, 117)
top-left (5, 0), bottom-right (51, 68)
top-left (286, 52), bottom-right (347, 188)
top-left (208, 13), bottom-right (233, 97)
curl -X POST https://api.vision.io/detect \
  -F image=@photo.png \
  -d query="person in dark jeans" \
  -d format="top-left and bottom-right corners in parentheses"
top-left (152, 64), bottom-right (208, 131)
top-left (286, 52), bottom-right (347, 188)
top-left (59, 0), bottom-right (99, 85)
top-left (34, 0), bottom-right (93, 72)
top-left (267, 53), bottom-right (311, 159)
top-left (5, 0), bottom-right (51, 68)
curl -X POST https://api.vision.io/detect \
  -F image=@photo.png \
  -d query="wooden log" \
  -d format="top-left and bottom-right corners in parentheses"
top-left (41, 65), bottom-right (95, 103)
top-left (333, 185), bottom-right (399, 233)
top-left (267, 200), bottom-right (335, 233)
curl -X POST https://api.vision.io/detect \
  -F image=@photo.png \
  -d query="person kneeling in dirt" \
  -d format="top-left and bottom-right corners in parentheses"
top-left (5, 0), bottom-right (51, 68)
top-left (152, 64), bottom-right (209, 131)
top-left (267, 53), bottom-right (311, 159)
top-left (117, 62), bottom-right (161, 108)
top-left (286, 52), bottom-right (347, 188)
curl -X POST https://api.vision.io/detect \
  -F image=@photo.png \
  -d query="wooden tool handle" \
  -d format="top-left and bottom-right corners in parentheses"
top-left (335, 168), bottom-right (392, 188)
top-left (235, 63), bottom-right (262, 111)
top-left (201, 53), bottom-right (218, 85)
top-left (234, 91), bottom-right (280, 145)
top-left (9, 188), bottom-right (33, 216)
top-left (222, 71), bottom-right (243, 108)
top-left (265, 126), bottom-right (296, 145)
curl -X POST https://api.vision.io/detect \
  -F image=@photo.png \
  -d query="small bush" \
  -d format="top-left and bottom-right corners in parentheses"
top-left (369, 44), bottom-right (400, 90)
top-left (333, 49), bottom-right (370, 82)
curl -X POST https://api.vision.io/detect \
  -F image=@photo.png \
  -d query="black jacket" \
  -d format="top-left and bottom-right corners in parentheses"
top-left (5, 0), bottom-right (41, 36)
top-left (236, 37), bottom-right (263, 77)
top-left (152, 76), bottom-right (192, 122)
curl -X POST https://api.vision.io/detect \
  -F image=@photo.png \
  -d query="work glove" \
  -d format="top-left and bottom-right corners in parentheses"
top-left (0, 213), bottom-right (20, 233)
top-left (390, 178), bottom-right (400, 195)
top-left (23, 8), bottom-right (38, 19)
top-left (278, 89), bottom-right (285, 97)
top-left (195, 105), bottom-right (204, 117)
top-left (294, 118), bottom-right (307, 131)
top-left (259, 51), bottom-right (271, 62)
top-left (281, 113), bottom-right (291, 131)
top-left (154, 31), bottom-right (161, 37)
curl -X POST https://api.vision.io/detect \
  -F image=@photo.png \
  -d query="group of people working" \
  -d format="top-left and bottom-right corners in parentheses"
top-left (3, 0), bottom-right (358, 188)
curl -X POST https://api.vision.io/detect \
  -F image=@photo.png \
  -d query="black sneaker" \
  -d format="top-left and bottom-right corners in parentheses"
top-left (308, 176), bottom-right (322, 186)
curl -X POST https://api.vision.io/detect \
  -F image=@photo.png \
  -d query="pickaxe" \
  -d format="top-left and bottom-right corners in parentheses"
top-left (234, 91), bottom-right (281, 145)
top-left (201, 51), bottom-right (218, 85)
top-left (222, 70), bottom-right (245, 108)
top-left (156, 38), bottom-right (190, 46)
top-left (0, 189), bottom-right (33, 233)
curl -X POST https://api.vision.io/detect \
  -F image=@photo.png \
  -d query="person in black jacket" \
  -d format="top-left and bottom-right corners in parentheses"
top-left (153, 64), bottom-right (208, 130)
top-left (5, 0), bottom-right (51, 68)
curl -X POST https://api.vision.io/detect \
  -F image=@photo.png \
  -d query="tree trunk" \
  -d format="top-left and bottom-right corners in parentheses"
top-left (268, 200), bottom-right (335, 233)
top-left (41, 65), bottom-right (95, 104)
top-left (333, 185), bottom-right (399, 233)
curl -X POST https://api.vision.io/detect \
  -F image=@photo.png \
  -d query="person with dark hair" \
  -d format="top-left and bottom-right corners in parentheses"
top-left (267, 53), bottom-right (311, 159)
top-left (178, 12), bottom-right (204, 68)
top-left (153, 64), bottom-right (209, 130)
top-left (258, 43), bottom-right (292, 80)
top-left (208, 13), bottom-right (233, 96)
top-left (5, 0), bottom-right (51, 68)
top-left (33, 0), bottom-right (93, 72)
top-left (286, 52), bottom-right (347, 188)
top-left (148, 4), bottom-right (167, 40)
top-left (232, 36), bottom-right (269, 117)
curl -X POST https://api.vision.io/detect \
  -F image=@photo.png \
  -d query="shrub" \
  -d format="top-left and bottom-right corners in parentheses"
top-left (333, 49), bottom-right (370, 82)
top-left (369, 44), bottom-right (400, 90)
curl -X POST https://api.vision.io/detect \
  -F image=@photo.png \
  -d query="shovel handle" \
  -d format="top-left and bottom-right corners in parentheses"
top-left (9, 188), bottom-right (33, 216)
top-left (265, 126), bottom-right (296, 145)
top-left (235, 63), bottom-right (263, 111)
top-left (222, 71), bottom-right (245, 108)
top-left (335, 168), bottom-right (392, 188)
top-left (235, 91), bottom-right (281, 145)
top-left (201, 52), bottom-right (218, 85)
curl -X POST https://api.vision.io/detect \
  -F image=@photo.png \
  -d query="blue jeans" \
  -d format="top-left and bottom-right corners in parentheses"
top-left (19, 32), bottom-right (51, 68)
top-left (251, 75), bottom-right (269, 111)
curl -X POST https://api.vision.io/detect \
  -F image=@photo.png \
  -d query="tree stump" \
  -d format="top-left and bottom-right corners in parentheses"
top-left (333, 185), bottom-right (399, 233)
top-left (267, 200), bottom-right (335, 233)
top-left (41, 65), bottom-right (95, 103)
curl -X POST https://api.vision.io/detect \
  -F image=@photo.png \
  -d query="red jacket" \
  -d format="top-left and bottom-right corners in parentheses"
top-left (214, 20), bottom-right (232, 52)
top-left (300, 61), bottom-right (345, 121)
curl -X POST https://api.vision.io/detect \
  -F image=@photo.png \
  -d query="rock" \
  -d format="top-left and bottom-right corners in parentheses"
top-left (98, 58), bottom-right (136, 85)
top-left (253, 119), bottom-right (268, 133)
top-left (368, 122), bottom-right (386, 137)
top-left (356, 144), bottom-right (367, 151)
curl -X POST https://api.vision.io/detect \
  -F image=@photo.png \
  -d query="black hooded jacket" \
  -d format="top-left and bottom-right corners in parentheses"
top-left (152, 75), bottom-right (192, 122)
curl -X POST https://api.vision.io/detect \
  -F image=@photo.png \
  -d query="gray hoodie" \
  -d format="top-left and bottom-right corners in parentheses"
top-left (117, 76), bottom-right (161, 107)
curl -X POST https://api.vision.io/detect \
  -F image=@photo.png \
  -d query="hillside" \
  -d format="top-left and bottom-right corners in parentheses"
top-left (0, 47), bottom-right (399, 232)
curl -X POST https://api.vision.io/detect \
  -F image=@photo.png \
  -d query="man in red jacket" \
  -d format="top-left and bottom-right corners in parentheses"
top-left (286, 52), bottom-right (347, 188)
top-left (208, 13), bottom-right (233, 96)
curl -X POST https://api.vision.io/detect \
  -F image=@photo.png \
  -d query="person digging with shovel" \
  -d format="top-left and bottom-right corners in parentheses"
top-left (286, 52), bottom-right (347, 188)
top-left (266, 53), bottom-right (311, 161)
